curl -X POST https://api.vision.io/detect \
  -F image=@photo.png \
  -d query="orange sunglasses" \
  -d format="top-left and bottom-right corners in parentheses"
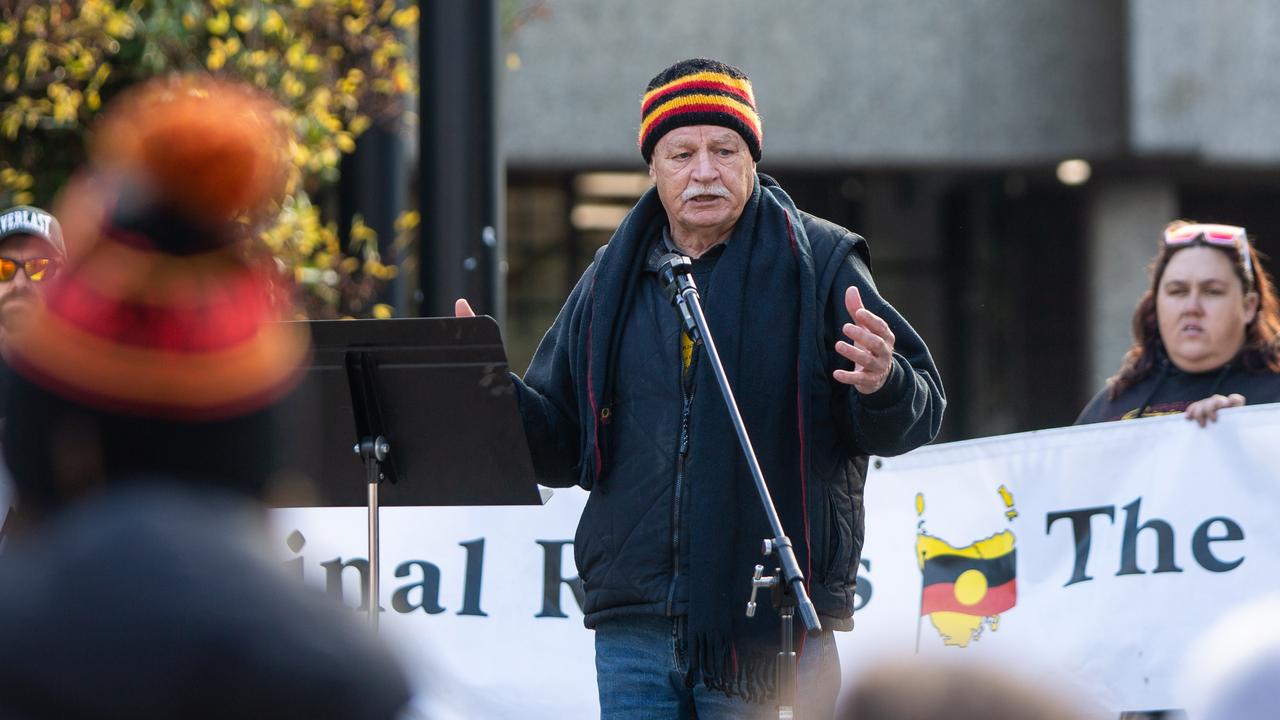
top-left (0, 257), bottom-right (60, 283)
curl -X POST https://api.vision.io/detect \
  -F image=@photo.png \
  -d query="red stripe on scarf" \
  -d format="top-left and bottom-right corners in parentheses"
top-left (586, 280), bottom-right (602, 481)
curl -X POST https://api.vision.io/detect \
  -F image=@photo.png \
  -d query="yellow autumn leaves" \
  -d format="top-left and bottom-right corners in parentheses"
top-left (0, 167), bottom-right (34, 207)
top-left (1, 3), bottom-right (124, 144)
top-left (1, 0), bottom-right (419, 318)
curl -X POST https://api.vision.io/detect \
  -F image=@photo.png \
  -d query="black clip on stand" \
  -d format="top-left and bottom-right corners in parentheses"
top-left (347, 351), bottom-right (399, 630)
top-left (658, 254), bottom-right (822, 720)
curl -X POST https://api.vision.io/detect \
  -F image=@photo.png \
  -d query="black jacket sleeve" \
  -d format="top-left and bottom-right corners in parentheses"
top-left (510, 263), bottom-right (595, 488)
top-left (827, 248), bottom-right (945, 457)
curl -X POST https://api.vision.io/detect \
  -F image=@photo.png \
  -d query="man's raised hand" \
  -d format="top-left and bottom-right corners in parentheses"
top-left (833, 286), bottom-right (895, 395)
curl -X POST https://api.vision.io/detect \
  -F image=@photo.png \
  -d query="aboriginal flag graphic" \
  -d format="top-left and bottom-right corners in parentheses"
top-left (917, 531), bottom-right (1017, 616)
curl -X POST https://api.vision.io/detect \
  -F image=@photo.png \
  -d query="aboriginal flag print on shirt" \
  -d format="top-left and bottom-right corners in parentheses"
top-left (917, 531), bottom-right (1016, 617)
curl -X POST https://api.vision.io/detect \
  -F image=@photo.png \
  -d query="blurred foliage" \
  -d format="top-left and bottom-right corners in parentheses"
top-left (499, 0), bottom-right (548, 40)
top-left (0, 0), bottom-right (418, 318)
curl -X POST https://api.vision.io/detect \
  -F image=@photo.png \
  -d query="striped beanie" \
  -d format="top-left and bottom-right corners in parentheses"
top-left (3, 74), bottom-right (309, 513)
top-left (639, 58), bottom-right (762, 163)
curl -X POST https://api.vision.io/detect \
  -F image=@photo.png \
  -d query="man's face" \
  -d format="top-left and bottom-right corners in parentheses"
top-left (648, 126), bottom-right (756, 242)
top-left (0, 234), bottom-right (61, 344)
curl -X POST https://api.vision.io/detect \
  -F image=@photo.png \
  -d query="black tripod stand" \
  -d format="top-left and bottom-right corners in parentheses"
top-left (658, 254), bottom-right (822, 720)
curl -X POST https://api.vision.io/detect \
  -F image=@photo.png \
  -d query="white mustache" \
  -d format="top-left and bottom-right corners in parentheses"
top-left (681, 185), bottom-right (731, 201)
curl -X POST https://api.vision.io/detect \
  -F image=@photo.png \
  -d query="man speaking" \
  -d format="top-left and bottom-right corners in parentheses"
top-left (462, 58), bottom-right (945, 719)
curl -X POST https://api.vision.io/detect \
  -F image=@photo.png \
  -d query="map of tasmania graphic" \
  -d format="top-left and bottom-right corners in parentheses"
top-left (915, 489), bottom-right (1018, 648)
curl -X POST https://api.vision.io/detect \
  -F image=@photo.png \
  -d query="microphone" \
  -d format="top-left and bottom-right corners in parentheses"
top-left (657, 252), bottom-right (702, 345)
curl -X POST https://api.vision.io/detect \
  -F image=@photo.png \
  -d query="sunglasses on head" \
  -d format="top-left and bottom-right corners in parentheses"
top-left (1163, 223), bottom-right (1253, 285)
top-left (0, 257), bottom-right (60, 283)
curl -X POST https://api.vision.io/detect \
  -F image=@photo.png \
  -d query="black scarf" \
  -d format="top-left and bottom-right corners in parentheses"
top-left (583, 175), bottom-right (821, 700)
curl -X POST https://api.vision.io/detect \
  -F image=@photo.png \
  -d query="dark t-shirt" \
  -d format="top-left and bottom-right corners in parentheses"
top-left (1076, 360), bottom-right (1280, 424)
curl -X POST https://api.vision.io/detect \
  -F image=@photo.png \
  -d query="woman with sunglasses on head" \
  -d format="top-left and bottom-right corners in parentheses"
top-left (1077, 220), bottom-right (1280, 427)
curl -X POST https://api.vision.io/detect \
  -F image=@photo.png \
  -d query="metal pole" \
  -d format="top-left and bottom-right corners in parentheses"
top-left (358, 436), bottom-right (389, 630)
top-left (418, 0), bottom-right (503, 321)
top-left (368, 476), bottom-right (379, 630)
top-left (778, 604), bottom-right (796, 719)
top-left (340, 124), bottom-right (409, 315)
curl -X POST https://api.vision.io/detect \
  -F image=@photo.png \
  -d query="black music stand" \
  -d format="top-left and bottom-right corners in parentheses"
top-left (273, 316), bottom-right (544, 629)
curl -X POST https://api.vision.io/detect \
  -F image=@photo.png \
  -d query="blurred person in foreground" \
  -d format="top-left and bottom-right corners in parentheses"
top-left (1076, 221), bottom-right (1280, 426)
top-left (1180, 593), bottom-right (1280, 720)
top-left (0, 75), bottom-right (412, 719)
top-left (839, 658), bottom-right (1086, 720)
top-left (461, 58), bottom-right (945, 719)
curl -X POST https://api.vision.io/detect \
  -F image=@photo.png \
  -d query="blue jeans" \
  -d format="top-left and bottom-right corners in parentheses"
top-left (594, 615), bottom-right (841, 720)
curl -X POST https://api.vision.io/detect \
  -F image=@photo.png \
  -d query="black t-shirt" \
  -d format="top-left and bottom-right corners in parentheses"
top-left (1076, 360), bottom-right (1280, 424)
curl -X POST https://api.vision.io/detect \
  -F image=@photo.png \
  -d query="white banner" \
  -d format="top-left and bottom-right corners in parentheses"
top-left (208, 405), bottom-right (1280, 715)
top-left (851, 403), bottom-right (1280, 714)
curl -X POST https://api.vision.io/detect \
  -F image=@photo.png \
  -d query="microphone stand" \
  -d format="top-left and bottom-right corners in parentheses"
top-left (658, 254), bottom-right (822, 720)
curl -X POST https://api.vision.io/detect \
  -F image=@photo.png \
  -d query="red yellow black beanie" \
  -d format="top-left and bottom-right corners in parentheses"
top-left (639, 58), bottom-right (762, 164)
top-left (3, 74), bottom-right (308, 513)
